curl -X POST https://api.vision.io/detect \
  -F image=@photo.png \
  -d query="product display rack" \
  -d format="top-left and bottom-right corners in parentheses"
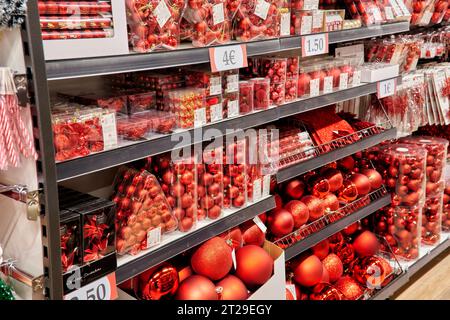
top-left (10, 0), bottom-right (446, 301)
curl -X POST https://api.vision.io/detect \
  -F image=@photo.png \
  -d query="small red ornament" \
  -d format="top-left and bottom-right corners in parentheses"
top-left (293, 255), bottom-right (323, 287)
top-left (322, 253), bottom-right (344, 283)
top-left (309, 283), bottom-right (346, 300)
top-left (235, 245), bottom-right (274, 289)
top-left (301, 195), bottom-right (325, 222)
top-left (139, 263), bottom-right (179, 300)
top-left (312, 239), bottom-right (330, 260)
top-left (216, 275), bottom-right (248, 300)
top-left (323, 168), bottom-right (344, 192)
top-left (353, 231), bottom-right (380, 257)
top-left (284, 200), bottom-right (309, 228)
top-left (285, 179), bottom-right (305, 199)
top-left (268, 209), bottom-right (295, 237)
top-left (334, 276), bottom-right (364, 300)
top-left (360, 169), bottom-right (383, 190)
top-left (175, 275), bottom-right (218, 300)
top-left (349, 173), bottom-right (371, 195)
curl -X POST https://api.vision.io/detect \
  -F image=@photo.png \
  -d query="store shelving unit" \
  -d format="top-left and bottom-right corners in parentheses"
top-left (18, 0), bottom-right (414, 299)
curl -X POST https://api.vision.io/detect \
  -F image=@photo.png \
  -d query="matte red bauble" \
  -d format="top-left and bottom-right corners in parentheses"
top-left (284, 200), bottom-right (309, 228)
top-left (220, 227), bottom-right (243, 249)
top-left (269, 209), bottom-right (295, 237)
top-left (361, 169), bottom-right (383, 190)
top-left (334, 276), bottom-right (364, 300)
top-left (309, 283), bottom-right (346, 300)
top-left (301, 195), bottom-right (325, 221)
top-left (235, 245), bottom-right (274, 288)
top-left (312, 239), bottom-right (329, 260)
top-left (191, 237), bottom-right (233, 280)
top-left (353, 231), bottom-right (380, 257)
top-left (338, 156), bottom-right (355, 171)
top-left (323, 168), bottom-right (344, 192)
top-left (285, 179), bottom-right (305, 199)
top-left (175, 275), bottom-right (218, 300)
top-left (342, 221), bottom-right (359, 236)
top-left (350, 173), bottom-right (371, 195)
top-left (241, 221), bottom-right (265, 247)
top-left (322, 254), bottom-right (343, 283)
top-left (293, 255), bottom-right (323, 287)
top-left (139, 263), bottom-right (179, 300)
top-left (216, 275), bottom-right (248, 300)
top-left (322, 193), bottom-right (339, 211)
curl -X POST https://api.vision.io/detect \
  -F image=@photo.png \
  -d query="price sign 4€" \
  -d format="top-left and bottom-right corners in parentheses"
top-left (302, 33), bottom-right (329, 57)
top-left (64, 273), bottom-right (118, 300)
top-left (377, 78), bottom-right (397, 99)
top-left (209, 44), bottom-right (248, 72)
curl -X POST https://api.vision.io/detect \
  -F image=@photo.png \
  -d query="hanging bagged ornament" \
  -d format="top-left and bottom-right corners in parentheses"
top-left (0, 0), bottom-right (27, 30)
top-left (0, 68), bottom-right (37, 170)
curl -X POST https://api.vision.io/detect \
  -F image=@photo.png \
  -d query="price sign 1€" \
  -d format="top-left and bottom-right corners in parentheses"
top-left (301, 33), bottom-right (329, 57)
top-left (209, 44), bottom-right (248, 72)
top-left (64, 273), bottom-right (118, 300)
top-left (377, 78), bottom-right (397, 99)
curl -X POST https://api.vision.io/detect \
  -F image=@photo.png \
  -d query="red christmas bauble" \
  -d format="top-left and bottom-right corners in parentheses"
top-left (269, 209), bottom-right (295, 237)
top-left (309, 283), bottom-right (346, 300)
top-left (293, 255), bottom-right (323, 287)
top-left (274, 193), bottom-right (283, 210)
top-left (284, 200), bottom-right (309, 228)
top-left (353, 231), bottom-right (380, 257)
top-left (191, 237), bottom-right (233, 280)
top-left (216, 275), bottom-right (248, 300)
top-left (349, 173), bottom-right (371, 195)
top-left (323, 168), bottom-right (344, 192)
top-left (342, 221), bottom-right (359, 236)
top-left (361, 169), bottom-right (383, 190)
top-left (338, 156), bottom-right (355, 171)
top-left (334, 276), bottom-right (364, 300)
top-left (351, 256), bottom-right (389, 289)
top-left (240, 221), bottom-right (265, 247)
top-left (285, 179), bottom-right (305, 199)
top-left (322, 193), bottom-right (340, 211)
top-left (321, 265), bottom-right (330, 283)
top-left (175, 275), bottom-right (218, 300)
top-left (301, 195), bottom-right (325, 222)
top-left (312, 239), bottom-right (329, 260)
top-left (322, 254), bottom-right (344, 283)
top-left (219, 227), bottom-right (243, 249)
top-left (139, 263), bottom-right (179, 300)
top-left (333, 242), bottom-right (355, 266)
top-left (235, 245), bottom-right (274, 289)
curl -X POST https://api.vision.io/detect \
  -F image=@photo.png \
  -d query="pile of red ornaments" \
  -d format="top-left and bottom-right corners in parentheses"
top-left (443, 183), bottom-right (450, 231)
top-left (266, 158), bottom-right (383, 246)
top-left (286, 229), bottom-right (396, 300)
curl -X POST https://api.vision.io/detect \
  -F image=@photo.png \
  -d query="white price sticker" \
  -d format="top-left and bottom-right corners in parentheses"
top-left (300, 15), bottom-right (312, 35)
top-left (323, 76), bottom-right (333, 93)
top-left (395, 0), bottom-right (411, 16)
top-left (254, 0), bottom-right (270, 20)
top-left (226, 74), bottom-right (239, 93)
top-left (101, 112), bottom-right (118, 149)
top-left (377, 78), bottom-right (397, 99)
top-left (154, 0), bottom-right (172, 28)
top-left (262, 175), bottom-right (271, 197)
top-left (280, 12), bottom-right (291, 36)
top-left (64, 273), bottom-right (118, 300)
top-left (194, 108), bottom-right (207, 127)
top-left (372, 7), bottom-right (383, 22)
top-left (227, 100), bottom-right (239, 117)
top-left (352, 70), bottom-right (361, 86)
top-left (309, 78), bottom-right (320, 97)
top-left (231, 249), bottom-right (237, 269)
top-left (212, 3), bottom-right (225, 25)
top-left (209, 44), bottom-right (248, 72)
top-left (385, 7), bottom-right (395, 20)
top-left (339, 72), bottom-right (348, 90)
top-left (253, 216), bottom-right (267, 233)
top-left (211, 103), bottom-right (223, 122)
top-left (304, 0), bottom-right (319, 10)
top-left (302, 33), bottom-right (329, 57)
top-left (146, 227), bottom-right (162, 248)
top-left (388, 0), bottom-right (402, 16)
top-left (210, 76), bottom-right (222, 95)
top-left (252, 178), bottom-right (262, 201)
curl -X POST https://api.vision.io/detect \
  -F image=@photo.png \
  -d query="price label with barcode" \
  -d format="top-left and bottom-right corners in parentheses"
top-left (377, 78), bottom-right (397, 99)
top-left (227, 100), bottom-right (239, 117)
top-left (211, 104), bottom-right (223, 122)
top-left (194, 108), bottom-right (207, 127)
top-left (302, 33), bottom-right (329, 57)
top-left (210, 44), bottom-right (248, 72)
top-left (64, 273), bottom-right (117, 300)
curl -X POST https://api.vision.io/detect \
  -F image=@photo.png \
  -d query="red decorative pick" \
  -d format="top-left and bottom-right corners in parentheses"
top-left (84, 237), bottom-right (109, 263)
top-left (83, 216), bottom-right (108, 240)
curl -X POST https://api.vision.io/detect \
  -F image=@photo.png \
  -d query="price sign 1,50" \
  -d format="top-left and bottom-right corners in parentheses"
top-left (209, 44), bottom-right (248, 72)
top-left (302, 33), bottom-right (329, 57)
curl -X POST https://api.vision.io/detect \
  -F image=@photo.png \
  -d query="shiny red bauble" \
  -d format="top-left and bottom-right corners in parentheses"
top-left (175, 275), bottom-right (218, 300)
top-left (235, 245), bottom-right (274, 289)
top-left (342, 221), bottom-right (359, 236)
top-left (301, 195), bottom-right (325, 221)
top-left (268, 209), bottom-right (295, 237)
top-left (353, 231), bottom-right (380, 257)
top-left (322, 253), bottom-right (344, 283)
top-left (338, 156), bottom-right (355, 171)
top-left (216, 275), bottom-right (248, 300)
top-left (284, 200), bottom-right (309, 228)
top-left (312, 239), bottom-right (330, 260)
top-left (191, 237), bottom-right (233, 280)
top-left (293, 255), bottom-right (323, 287)
top-left (285, 179), bottom-right (305, 199)
top-left (334, 276), bottom-right (364, 300)
top-left (138, 263), bottom-right (179, 300)
top-left (323, 168), bottom-right (344, 192)
top-left (349, 173), bottom-right (371, 195)
top-left (309, 283), bottom-right (346, 300)
top-left (351, 256), bottom-right (391, 289)
top-left (322, 193), bottom-right (340, 211)
top-left (361, 169), bottom-right (383, 190)
top-left (240, 221), bottom-right (265, 247)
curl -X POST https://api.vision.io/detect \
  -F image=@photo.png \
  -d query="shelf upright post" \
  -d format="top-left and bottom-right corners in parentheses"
top-left (21, 0), bottom-right (64, 299)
